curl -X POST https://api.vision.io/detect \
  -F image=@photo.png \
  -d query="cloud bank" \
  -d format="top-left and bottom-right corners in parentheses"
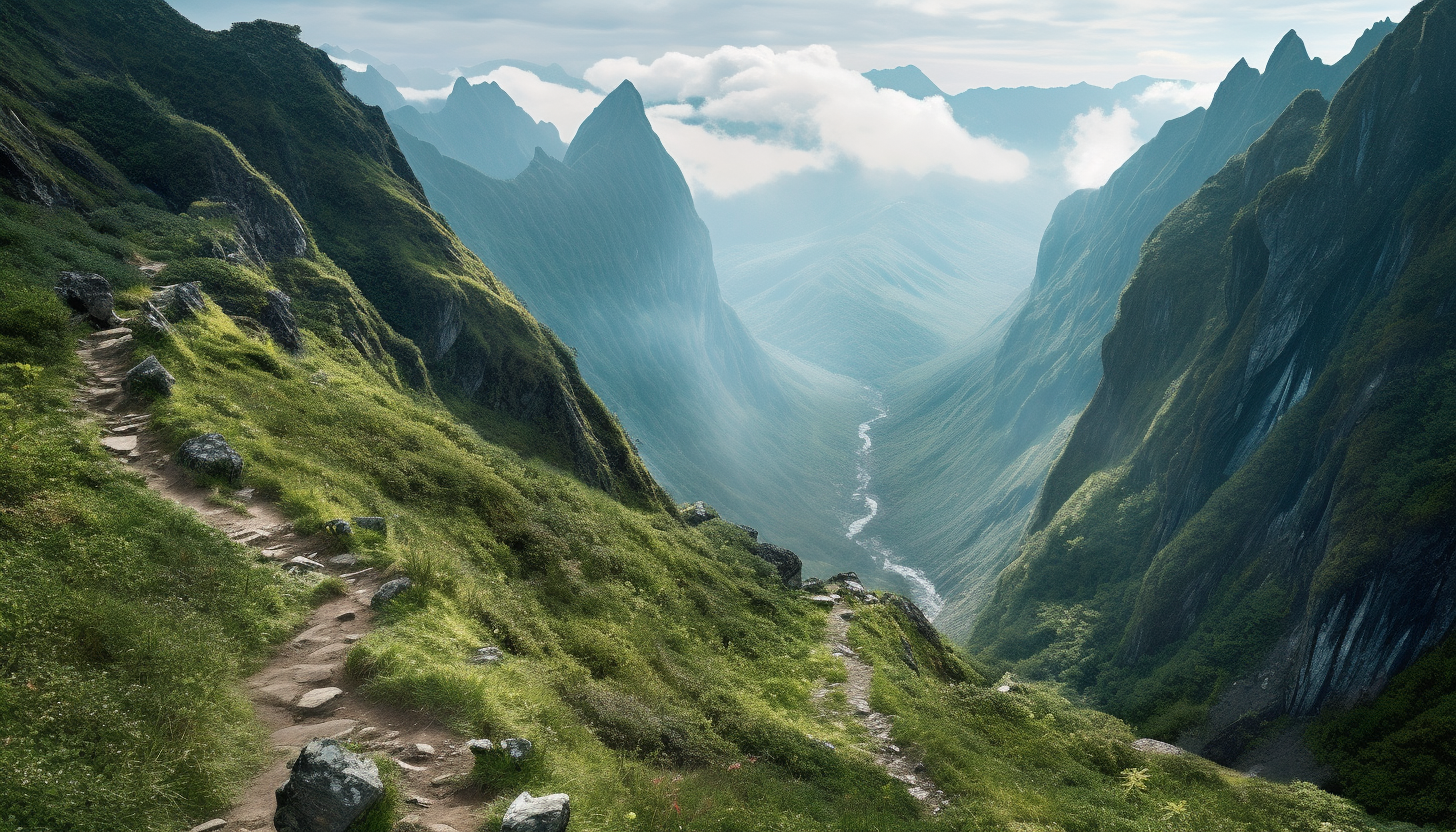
top-left (1063, 106), bottom-right (1141, 189)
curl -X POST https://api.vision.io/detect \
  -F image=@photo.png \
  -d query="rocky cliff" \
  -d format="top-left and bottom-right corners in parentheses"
top-left (972, 0), bottom-right (1456, 784)
top-left (874, 20), bottom-right (1396, 637)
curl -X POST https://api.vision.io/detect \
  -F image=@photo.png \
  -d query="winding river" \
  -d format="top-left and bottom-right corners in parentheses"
top-left (846, 390), bottom-right (946, 619)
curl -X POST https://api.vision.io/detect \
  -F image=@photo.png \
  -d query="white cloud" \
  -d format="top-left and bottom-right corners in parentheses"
top-left (397, 84), bottom-right (453, 104)
top-left (330, 56), bottom-right (369, 73)
top-left (1063, 105), bottom-right (1141, 189)
top-left (584, 44), bottom-right (1029, 193)
top-left (468, 66), bottom-right (605, 141)
top-left (1135, 79), bottom-right (1219, 110)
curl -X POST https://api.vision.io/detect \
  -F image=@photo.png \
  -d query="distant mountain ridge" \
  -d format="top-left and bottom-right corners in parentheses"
top-left (874, 19), bottom-right (1397, 639)
top-left (387, 77), bottom-right (566, 179)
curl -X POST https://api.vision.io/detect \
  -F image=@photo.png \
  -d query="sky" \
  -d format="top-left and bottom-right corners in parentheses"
top-left (168, 0), bottom-right (1408, 91)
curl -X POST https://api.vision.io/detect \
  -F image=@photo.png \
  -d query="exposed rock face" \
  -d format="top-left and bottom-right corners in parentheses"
top-left (681, 502), bottom-right (717, 526)
top-left (890, 596), bottom-right (940, 647)
top-left (352, 516), bottom-right (386, 532)
top-left (501, 791), bottom-right (570, 832)
top-left (123, 355), bottom-right (175, 396)
top-left (151, 282), bottom-right (206, 319)
top-left (55, 271), bottom-right (120, 327)
top-left (204, 143), bottom-right (309, 265)
top-left (177, 433), bottom-right (243, 483)
top-left (323, 519), bottom-right (352, 536)
top-left (371, 577), bottom-right (412, 609)
top-left (753, 543), bottom-right (802, 589)
top-left (975, 4), bottom-right (1456, 767)
top-left (261, 289), bottom-right (304, 353)
top-left (274, 739), bottom-right (383, 832)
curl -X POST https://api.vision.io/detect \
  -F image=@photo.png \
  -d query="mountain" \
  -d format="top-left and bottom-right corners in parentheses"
top-left (873, 20), bottom-right (1398, 639)
top-left (459, 58), bottom-right (599, 92)
top-left (338, 63), bottom-right (407, 111)
top-left (387, 77), bottom-right (567, 179)
top-left (391, 81), bottom-right (879, 581)
top-left (863, 65), bottom-right (946, 99)
top-left (971, 0), bottom-right (1456, 811)
top-left (717, 200), bottom-right (1037, 379)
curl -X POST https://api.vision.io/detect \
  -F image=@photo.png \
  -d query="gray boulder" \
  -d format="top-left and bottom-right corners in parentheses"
top-left (352, 516), bottom-right (387, 532)
top-left (274, 739), bottom-right (383, 832)
top-left (261, 289), bottom-right (304, 353)
top-left (177, 433), bottom-right (243, 483)
top-left (323, 519), bottom-right (352, 536)
top-left (55, 271), bottom-right (120, 327)
top-left (123, 355), bottom-right (175, 396)
top-left (680, 501), bottom-right (717, 526)
top-left (501, 791), bottom-right (569, 832)
top-left (754, 543), bottom-right (802, 589)
top-left (370, 577), bottom-right (412, 609)
top-left (152, 282), bottom-right (206, 319)
top-left (500, 738), bottom-right (533, 763)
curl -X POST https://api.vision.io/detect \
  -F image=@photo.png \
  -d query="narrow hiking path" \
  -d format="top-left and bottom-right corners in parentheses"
top-left (76, 322), bottom-right (484, 832)
top-left (815, 591), bottom-right (947, 814)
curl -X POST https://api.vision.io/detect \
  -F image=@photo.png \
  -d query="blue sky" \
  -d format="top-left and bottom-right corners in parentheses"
top-left (168, 0), bottom-right (1408, 91)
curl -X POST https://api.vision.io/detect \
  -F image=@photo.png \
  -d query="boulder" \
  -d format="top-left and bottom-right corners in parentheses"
top-left (151, 282), bottom-right (206, 319)
top-left (295, 687), bottom-right (344, 712)
top-left (351, 516), bottom-right (387, 532)
top-left (500, 737), bottom-right (534, 763)
top-left (323, 519), bottom-right (352, 536)
top-left (501, 791), bottom-right (570, 832)
top-left (370, 577), bottom-right (412, 609)
top-left (55, 271), bottom-right (120, 327)
top-left (680, 501), bottom-right (717, 526)
top-left (753, 543), bottom-right (802, 589)
top-left (177, 433), bottom-right (244, 483)
top-left (261, 289), bottom-right (304, 353)
top-left (123, 355), bottom-right (175, 397)
top-left (801, 578), bottom-right (825, 592)
top-left (466, 739), bottom-right (494, 755)
top-left (828, 572), bottom-right (860, 585)
top-left (273, 739), bottom-right (383, 832)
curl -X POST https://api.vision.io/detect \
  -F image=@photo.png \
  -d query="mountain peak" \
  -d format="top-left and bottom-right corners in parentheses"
top-left (1265, 29), bottom-right (1312, 75)
top-left (563, 80), bottom-right (655, 166)
top-left (863, 65), bottom-right (946, 99)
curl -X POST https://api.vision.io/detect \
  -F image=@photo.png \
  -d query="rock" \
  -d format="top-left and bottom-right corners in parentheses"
top-left (829, 572), bottom-right (860, 585)
top-left (500, 737), bottom-right (533, 763)
top-left (329, 554), bottom-right (360, 567)
top-left (296, 687), bottom-right (344, 712)
top-left (426, 825), bottom-right (460, 832)
top-left (470, 646), bottom-right (503, 664)
top-left (261, 289), bottom-right (304, 353)
top-left (56, 271), bottom-right (120, 327)
top-left (404, 743), bottom-right (435, 760)
top-left (323, 519), bottom-right (352, 536)
top-left (753, 543), bottom-right (802, 589)
top-left (351, 516), bottom-right (387, 532)
top-left (808, 595), bottom-right (835, 607)
top-left (100, 435), bottom-right (138, 453)
top-left (292, 664), bottom-right (334, 684)
top-left (889, 596), bottom-right (940, 647)
top-left (501, 791), bottom-right (570, 832)
top-left (466, 739), bottom-right (494, 755)
top-left (838, 611), bottom-right (857, 621)
top-left (151, 282), bottom-right (206, 319)
top-left (177, 433), bottom-right (244, 484)
top-left (286, 555), bottom-right (324, 571)
top-left (335, 611), bottom-right (357, 621)
top-left (680, 501), bottom-right (718, 526)
top-left (274, 739), bottom-right (383, 832)
top-left (901, 638), bottom-right (919, 673)
top-left (269, 719), bottom-right (359, 746)
top-left (801, 577), bottom-right (825, 592)
top-left (186, 819), bottom-right (227, 832)
top-left (734, 523), bottom-right (759, 541)
top-left (1131, 738), bottom-right (1187, 756)
top-left (371, 577), bottom-right (413, 609)
top-left (406, 794), bottom-right (433, 807)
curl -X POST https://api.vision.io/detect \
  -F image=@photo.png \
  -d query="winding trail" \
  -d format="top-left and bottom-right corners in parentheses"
top-left (813, 590), bottom-right (947, 814)
top-left (76, 320), bottom-right (483, 832)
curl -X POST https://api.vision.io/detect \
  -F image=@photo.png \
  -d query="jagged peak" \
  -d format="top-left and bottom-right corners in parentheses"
top-left (1265, 29), bottom-right (1312, 75)
top-left (563, 80), bottom-right (655, 166)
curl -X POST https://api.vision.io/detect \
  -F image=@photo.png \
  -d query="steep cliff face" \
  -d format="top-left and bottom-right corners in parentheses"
top-left (394, 82), bottom-right (868, 576)
top-left (387, 77), bottom-right (566, 179)
top-left (973, 0), bottom-right (1456, 775)
top-left (874, 21), bottom-right (1395, 637)
top-left (0, 0), bottom-right (667, 507)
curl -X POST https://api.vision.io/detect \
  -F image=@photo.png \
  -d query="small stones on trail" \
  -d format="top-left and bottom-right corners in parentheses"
top-left (186, 820), bottom-right (227, 832)
top-left (809, 595), bottom-right (836, 607)
top-left (371, 577), bottom-right (412, 609)
top-left (502, 792), bottom-right (570, 832)
top-left (123, 355), bottom-right (176, 396)
top-left (470, 646), bottom-right (503, 664)
top-left (178, 433), bottom-right (244, 484)
top-left (269, 719), bottom-right (359, 747)
top-left (329, 554), bottom-right (360, 567)
top-left (295, 687), bottom-right (344, 712)
top-left (292, 664), bottom-right (334, 684)
top-left (404, 743), bottom-right (436, 760)
top-left (405, 794), bottom-right (433, 807)
top-left (101, 435), bottom-right (139, 453)
top-left (838, 611), bottom-right (857, 621)
top-left (396, 759), bottom-right (426, 773)
top-left (335, 611), bottom-right (357, 622)
top-left (274, 739), bottom-right (383, 832)
top-left (286, 556), bottom-right (324, 572)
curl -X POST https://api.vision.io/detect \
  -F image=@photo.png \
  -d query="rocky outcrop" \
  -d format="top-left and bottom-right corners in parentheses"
top-left (55, 271), bottom-right (120, 327)
top-left (177, 434), bottom-right (243, 483)
top-left (274, 739), bottom-right (384, 832)
top-left (371, 577), bottom-right (412, 609)
top-left (123, 355), bottom-right (174, 396)
top-left (753, 543), bottom-right (802, 589)
top-left (204, 143), bottom-right (309, 265)
top-left (260, 289), bottom-right (304, 353)
top-left (681, 502), bottom-right (718, 526)
top-left (501, 791), bottom-right (569, 832)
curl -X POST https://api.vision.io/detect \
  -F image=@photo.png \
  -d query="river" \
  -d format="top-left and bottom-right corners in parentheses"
top-left (846, 389), bottom-right (946, 619)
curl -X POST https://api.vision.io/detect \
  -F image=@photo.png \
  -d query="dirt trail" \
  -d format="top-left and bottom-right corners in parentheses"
top-left (77, 324), bottom-right (486, 832)
top-left (816, 596), bottom-right (947, 813)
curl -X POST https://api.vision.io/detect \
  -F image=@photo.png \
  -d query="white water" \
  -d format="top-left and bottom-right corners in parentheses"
top-left (846, 390), bottom-right (945, 619)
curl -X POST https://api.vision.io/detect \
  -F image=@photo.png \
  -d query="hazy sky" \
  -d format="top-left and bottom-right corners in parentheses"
top-left (169, 0), bottom-right (1408, 91)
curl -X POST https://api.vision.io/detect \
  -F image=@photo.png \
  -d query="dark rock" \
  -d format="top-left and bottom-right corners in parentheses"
top-left (323, 519), bottom-right (352, 536)
top-left (901, 637), bottom-right (919, 673)
top-left (889, 596), bottom-right (940, 647)
top-left (55, 271), bottom-right (120, 327)
top-left (801, 577), bottom-right (824, 592)
top-left (351, 516), bottom-right (387, 532)
top-left (500, 737), bottom-right (533, 763)
top-left (150, 282), bottom-right (206, 322)
top-left (370, 577), bottom-right (412, 609)
top-left (273, 738), bottom-right (384, 832)
top-left (753, 543), bottom-right (802, 589)
top-left (680, 501), bottom-right (718, 526)
top-left (734, 523), bottom-right (759, 541)
top-left (123, 355), bottom-right (175, 397)
top-left (261, 289), bottom-right (304, 353)
top-left (177, 433), bottom-right (244, 483)
top-left (501, 791), bottom-right (569, 832)
top-left (829, 572), bottom-right (860, 585)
